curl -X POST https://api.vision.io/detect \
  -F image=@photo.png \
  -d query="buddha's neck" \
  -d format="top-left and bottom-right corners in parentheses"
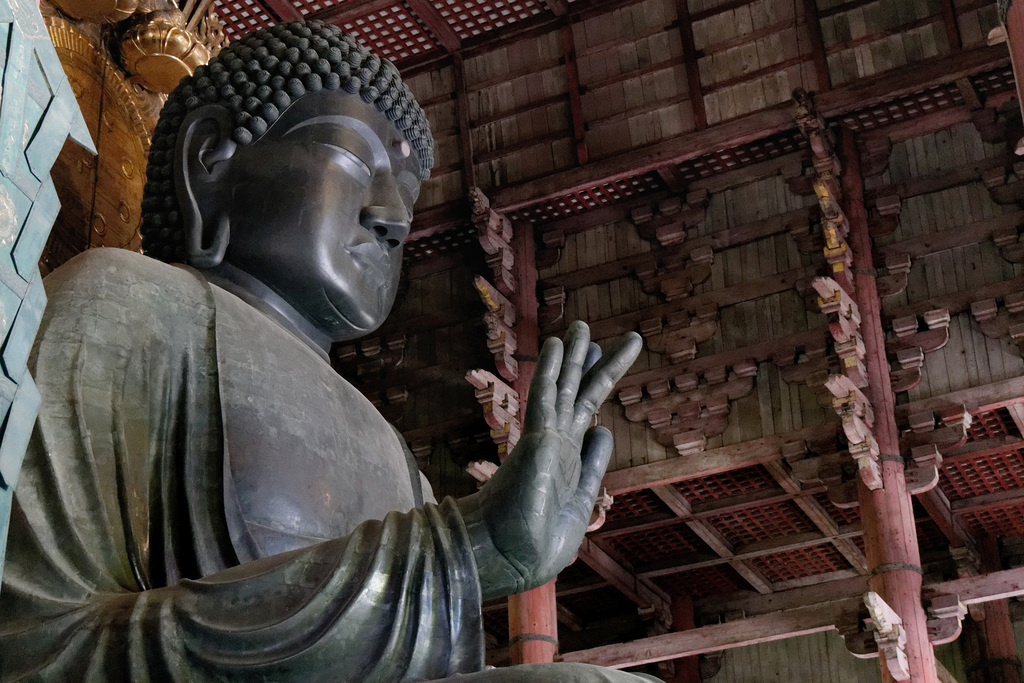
top-left (202, 262), bottom-right (332, 362)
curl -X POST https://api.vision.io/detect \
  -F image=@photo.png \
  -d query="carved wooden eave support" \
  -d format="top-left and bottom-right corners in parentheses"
top-left (926, 594), bottom-right (968, 645)
top-left (474, 275), bottom-right (519, 382)
top-left (630, 191), bottom-right (709, 248)
top-left (470, 186), bottom-right (516, 296)
top-left (635, 246), bottom-right (715, 301)
top-left (617, 361), bottom-right (757, 454)
top-left (863, 592), bottom-right (911, 681)
top-left (887, 308), bottom-right (951, 393)
top-left (991, 213), bottom-right (1024, 262)
top-left (637, 304), bottom-right (719, 363)
top-left (902, 404), bottom-right (973, 456)
top-left (466, 368), bottom-right (521, 464)
top-left (972, 291), bottom-right (1024, 355)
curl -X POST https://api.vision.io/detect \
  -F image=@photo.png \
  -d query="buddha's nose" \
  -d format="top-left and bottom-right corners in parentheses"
top-left (360, 205), bottom-right (411, 249)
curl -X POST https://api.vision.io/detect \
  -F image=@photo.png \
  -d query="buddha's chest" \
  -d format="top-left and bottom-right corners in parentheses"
top-left (211, 289), bottom-right (416, 557)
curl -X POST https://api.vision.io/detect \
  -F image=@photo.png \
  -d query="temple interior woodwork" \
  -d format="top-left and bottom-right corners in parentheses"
top-left (31, 0), bottom-right (1024, 680)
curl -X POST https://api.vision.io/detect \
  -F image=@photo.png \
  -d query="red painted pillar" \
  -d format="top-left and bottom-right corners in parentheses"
top-left (666, 596), bottom-right (701, 683)
top-left (964, 537), bottom-right (1023, 683)
top-left (840, 128), bottom-right (939, 683)
top-left (505, 218), bottom-right (559, 664)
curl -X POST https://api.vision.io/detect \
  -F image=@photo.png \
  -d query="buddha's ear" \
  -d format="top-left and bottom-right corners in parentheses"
top-left (175, 105), bottom-right (237, 268)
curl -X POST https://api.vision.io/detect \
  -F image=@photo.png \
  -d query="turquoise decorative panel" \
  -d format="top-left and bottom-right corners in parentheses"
top-left (0, 0), bottom-right (94, 583)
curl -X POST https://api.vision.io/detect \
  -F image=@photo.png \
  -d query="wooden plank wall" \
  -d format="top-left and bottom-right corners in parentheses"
top-left (710, 632), bottom-right (969, 682)
top-left (536, 170), bottom-right (833, 473)
top-left (870, 122), bottom-right (1024, 402)
top-left (401, 0), bottom-right (1007, 218)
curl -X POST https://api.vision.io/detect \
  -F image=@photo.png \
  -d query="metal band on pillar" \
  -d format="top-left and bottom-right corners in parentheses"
top-left (508, 633), bottom-right (559, 648)
top-left (870, 562), bottom-right (924, 577)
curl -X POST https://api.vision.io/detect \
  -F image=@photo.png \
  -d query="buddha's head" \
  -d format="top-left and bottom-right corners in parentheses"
top-left (140, 21), bottom-right (432, 346)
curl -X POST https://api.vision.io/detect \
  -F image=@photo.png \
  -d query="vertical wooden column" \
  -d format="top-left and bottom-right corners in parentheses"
top-left (506, 218), bottom-right (557, 664)
top-left (840, 128), bottom-right (939, 683)
top-left (666, 596), bottom-right (700, 683)
top-left (964, 537), bottom-right (1023, 683)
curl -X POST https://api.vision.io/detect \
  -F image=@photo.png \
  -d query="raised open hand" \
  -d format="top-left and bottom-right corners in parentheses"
top-left (458, 322), bottom-right (642, 601)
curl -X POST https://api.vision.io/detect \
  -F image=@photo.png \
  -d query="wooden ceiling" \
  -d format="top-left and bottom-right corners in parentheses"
top-left (207, 0), bottom-right (1024, 676)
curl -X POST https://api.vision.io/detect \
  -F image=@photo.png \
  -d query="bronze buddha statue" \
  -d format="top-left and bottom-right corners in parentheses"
top-left (0, 21), bottom-right (654, 682)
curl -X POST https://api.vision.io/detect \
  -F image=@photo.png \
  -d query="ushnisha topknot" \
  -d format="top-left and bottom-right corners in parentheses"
top-left (140, 20), bottom-right (433, 263)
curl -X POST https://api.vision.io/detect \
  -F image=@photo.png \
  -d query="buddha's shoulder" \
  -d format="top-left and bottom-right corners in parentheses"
top-left (45, 249), bottom-right (211, 311)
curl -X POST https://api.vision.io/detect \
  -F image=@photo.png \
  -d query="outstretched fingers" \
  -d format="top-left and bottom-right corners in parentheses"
top-left (555, 322), bottom-right (591, 431)
top-left (524, 335), bottom-right (563, 431)
top-left (571, 332), bottom-right (643, 439)
top-left (574, 425), bottom-right (614, 514)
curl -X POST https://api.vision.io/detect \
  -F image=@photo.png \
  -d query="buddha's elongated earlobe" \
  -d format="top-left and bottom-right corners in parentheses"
top-left (176, 105), bottom-right (236, 268)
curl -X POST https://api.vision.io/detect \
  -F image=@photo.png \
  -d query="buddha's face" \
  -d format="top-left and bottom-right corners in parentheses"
top-left (206, 92), bottom-right (421, 341)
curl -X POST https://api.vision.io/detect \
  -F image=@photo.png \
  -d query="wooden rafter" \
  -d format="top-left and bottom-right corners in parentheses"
top-left (650, 484), bottom-right (774, 594)
top-left (451, 53), bottom-right (475, 192)
top-left (577, 537), bottom-right (671, 622)
top-left (801, 0), bottom-right (831, 91)
top-left (673, 0), bottom-right (705, 130)
top-left (489, 43), bottom-right (1008, 213)
top-left (560, 23), bottom-right (588, 165)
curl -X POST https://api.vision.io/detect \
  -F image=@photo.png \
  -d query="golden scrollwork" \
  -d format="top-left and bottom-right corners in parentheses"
top-left (120, 10), bottom-right (211, 94)
top-left (49, 0), bottom-right (138, 25)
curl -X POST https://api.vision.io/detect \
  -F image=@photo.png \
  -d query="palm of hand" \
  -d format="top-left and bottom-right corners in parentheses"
top-left (460, 322), bottom-right (642, 601)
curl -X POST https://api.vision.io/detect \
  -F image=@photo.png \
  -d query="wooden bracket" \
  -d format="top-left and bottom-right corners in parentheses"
top-left (470, 186), bottom-right (516, 295)
top-left (630, 192), bottom-right (708, 247)
top-left (618, 363), bottom-right (757, 452)
top-left (334, 332), bottom-right (407, 377)
top-left (927, 594), bottom-right (967, 645)
top-left (538, 285), bottom-right (566, 327)
top-left (906, 444), bottom-right (942, 496)
top-left (635, 247), bottom-right (715, 301)
top-left (638, 304), bottom-right (719, 361)
top-left (973, 292), bottom-right (1024, 357)
top-left (877, 252), bottom-right (911, 297)
top-left (474, 275), bottom-right (519, 381)
top-left (901, 404), bottom-right (971, 455)
top-left (537, 227), bottom-right (565, 270)
top-left (814, 276), bottom-right (867, 388)
top-left (466, 368), bottom-right (521, 461)
top-left (864, 591), bottom-right (911, 681)
top-left (992, 220), bottom-right (1024, 262)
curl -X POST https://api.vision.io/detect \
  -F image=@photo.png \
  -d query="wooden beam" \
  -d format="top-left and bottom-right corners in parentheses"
top-left (489, 43), bottom-right (1008, 213)
top-left (919, 485), bottom-right (975, 549)
top-left (763, 459), bottom-right (869, 574)
top-left (314, 0), bottom-right (394, 24)
top-left (930, 565), bottom-right (1024, 605)
top-left (674, 0), bottom-right (706, 129)
top-left (603, 423), bottom-right (841, 495)
top-left (559, 601), bottom-right (856, 668)
top-left (894, 376), bottom-right (1024, 419)
top-left (262, 0), bottom-right (302, 21)
top-left (802, 0), bottom-right (831, 91)
top-left (560, 24), bottom-right (588, 165)
top-left (405, 0), bottom-right (461, 52)
top-left (577, 537), bottom-right (671, 619)
top-left (544, 0), bottom-right (569, 15)
top-left (451, 53), bottom-right (475, 193)
top-left (650, 484), bottom-right (775, 594)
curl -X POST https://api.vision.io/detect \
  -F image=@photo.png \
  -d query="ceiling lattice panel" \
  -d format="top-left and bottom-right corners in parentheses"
top-left (653, 565), bottom-right (748, 600)
top-left (960, 501), bottom-right (1024, 538)
top-left (838, 82), bottom-right (963, 132)
top-left (213, 0), bottom-right (276, 39)
top-left (707, 500), bottom-right (818, 548)
top-left (432, 0), bottom-right (545, 39)
top-left (941, 447), bottom-right (1024, 501)
top-left (675, 129), bottom-right (809, 182)
top-left (672, 465), bottom-right (777, 505)
top-left (600, 520), bottom-right (706, 566)
top-left (604, 488), bottom-right (673, 523)
top-left (509, 173), bottom-right (665, 224)
top-left (335, 4), bottom-right (441, 63)
top-left (812, 492), bottom-right (861, 527)
top-left (749, 544), bottom-right (850, 584)
top-left (966, 406), bottom-right (1020, 442)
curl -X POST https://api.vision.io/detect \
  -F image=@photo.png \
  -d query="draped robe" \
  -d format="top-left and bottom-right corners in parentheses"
top-left (0, 249), bottom-right (657, 683)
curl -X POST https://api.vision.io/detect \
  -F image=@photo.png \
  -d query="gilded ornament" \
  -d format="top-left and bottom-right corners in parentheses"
top-left (48, 0), bottom-right (137, 24)
top-left (120, 11), bottom-right (211, 94)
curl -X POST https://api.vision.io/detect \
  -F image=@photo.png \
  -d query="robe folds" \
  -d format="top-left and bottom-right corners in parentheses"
top-left (0, 250), bottom-right (658, 683)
